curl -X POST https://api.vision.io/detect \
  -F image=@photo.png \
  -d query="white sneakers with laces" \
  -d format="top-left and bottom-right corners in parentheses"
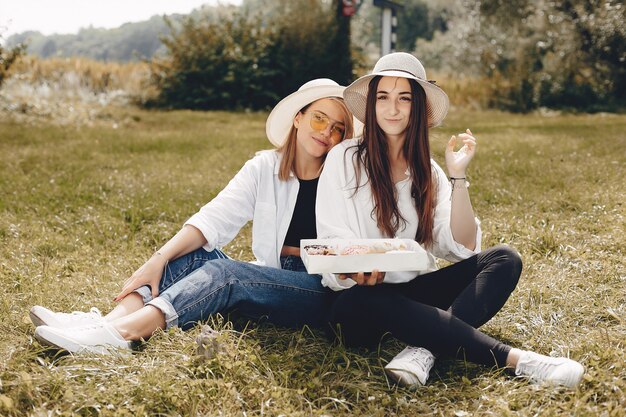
top-left (385, 347), bottom-right (584, 389)
top-left (515, 351), bottom-right (584, 388)
top-left (34, 322), bottom-right (131, 355)
top-left (29, 305), bottom-right (104, 328)
top-left (385, 346), bottom-right (436, 387)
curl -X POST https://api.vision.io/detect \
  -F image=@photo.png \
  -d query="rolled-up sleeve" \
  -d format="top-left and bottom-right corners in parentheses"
top-left (430, 162), bottom-right (482, 262)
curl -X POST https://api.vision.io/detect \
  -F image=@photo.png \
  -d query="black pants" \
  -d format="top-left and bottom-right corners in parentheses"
top-left (328, 245), bottom-right (523, 368)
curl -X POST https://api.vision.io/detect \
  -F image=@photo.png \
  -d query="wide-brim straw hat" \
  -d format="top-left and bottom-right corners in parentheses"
top-left (266, 79), bottom-right (357, 147)
top-left (344, 52), bottom-right (449, 128)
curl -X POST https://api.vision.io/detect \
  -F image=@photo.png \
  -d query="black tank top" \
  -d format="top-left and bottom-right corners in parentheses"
top-left (282, 177), bottom-right (319, 247)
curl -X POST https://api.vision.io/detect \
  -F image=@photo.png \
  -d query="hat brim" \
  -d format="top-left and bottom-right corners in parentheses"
top-left (344, 72), bottom-right (449, 128)
top-left (266, 85), bottom-right (347, 147)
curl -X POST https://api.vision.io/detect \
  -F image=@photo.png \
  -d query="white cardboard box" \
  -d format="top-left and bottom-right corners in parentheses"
top-left (300, 238), bottom-right (430, 274)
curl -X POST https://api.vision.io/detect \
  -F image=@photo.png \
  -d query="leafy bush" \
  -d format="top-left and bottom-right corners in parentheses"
top-left (147, 10), bottom-right (278, 110)
top-left (147, 1), bottom-right (355, 110)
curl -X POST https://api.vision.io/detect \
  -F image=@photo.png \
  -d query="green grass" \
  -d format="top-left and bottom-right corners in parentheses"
top-left (0, 108), bottom-right (624, 416)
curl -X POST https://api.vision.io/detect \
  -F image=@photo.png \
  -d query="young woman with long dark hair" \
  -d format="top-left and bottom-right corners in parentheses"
top-left (316, 53), bottom-right (584, 388)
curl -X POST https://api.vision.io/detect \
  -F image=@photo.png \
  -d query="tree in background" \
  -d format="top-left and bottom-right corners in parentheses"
top-left (351, 0), bottom-right (450, 59)
top-left (5, 16), bottom-right (173, 62)
top-left (415, 0), bottom-right (625, 112)
top-left (259, 0), bottom-right (353, 100)
top-left (149, 0), bottom-right (356, 110)
top-left (147, 7), bottom-right (278, 109)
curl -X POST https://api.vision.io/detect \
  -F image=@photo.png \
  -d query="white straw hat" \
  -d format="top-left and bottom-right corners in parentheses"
top-left (266, 79), bottom-right (348, 147)
top-left (343, 52), bottom-right (449, 128)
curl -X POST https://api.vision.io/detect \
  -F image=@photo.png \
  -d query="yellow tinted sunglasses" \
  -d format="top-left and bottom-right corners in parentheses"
top-left (306, 111), bottom-right (345, 142)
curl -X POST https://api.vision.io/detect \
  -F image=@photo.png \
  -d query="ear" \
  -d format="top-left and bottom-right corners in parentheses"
top-left (293, 112), bottom-right (302, 129)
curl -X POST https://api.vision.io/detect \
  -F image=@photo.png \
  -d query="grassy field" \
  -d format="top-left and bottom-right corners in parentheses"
top-left (0, 108), bottom-right (624, 416)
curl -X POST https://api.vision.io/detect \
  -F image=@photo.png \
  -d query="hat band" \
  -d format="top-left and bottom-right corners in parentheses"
top-left (379, 68), bottom-right (423, 79)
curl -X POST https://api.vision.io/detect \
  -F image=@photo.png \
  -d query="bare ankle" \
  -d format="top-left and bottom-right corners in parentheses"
top-left (506, 348), bottom-right (523, 369)
top-left (110, 306), bottom-right (166, 341)
top-left (105, 293), bottom-right (145, 322)
top-left (112, 324), bottom-right (135, 341)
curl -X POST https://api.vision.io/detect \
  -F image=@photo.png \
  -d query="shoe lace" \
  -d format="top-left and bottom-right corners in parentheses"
top-left (517, 356), bottom-right (556, 380)
top-left (67, 307), bottom-right (102, 318)
top-left (75, 322), bottom-right (109, 332)
top-left (406, 348), bottom-right (434, 369)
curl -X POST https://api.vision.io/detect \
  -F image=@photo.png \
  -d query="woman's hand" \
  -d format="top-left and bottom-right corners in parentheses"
top-left (114, 254), bottom-right (168, 302)
top-left (445, 128), bottom-right (477, 178)
top-left (338, 270), bottom-right (385, 286)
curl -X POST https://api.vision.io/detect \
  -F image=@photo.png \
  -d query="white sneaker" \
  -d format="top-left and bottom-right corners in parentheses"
top-left (30, 305), bottom-right (103, 328)
top-left (515, 351), bottom-right (584, 388)
top-left (385, 346), bottom-right (436, 387)
top-left (34, 323), bottom-right (131, 355)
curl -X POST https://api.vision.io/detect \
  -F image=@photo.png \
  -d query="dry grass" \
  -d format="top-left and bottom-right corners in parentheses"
top-left (0, 107), bottom-right (624, 416)
top-left (430, 73), bottom-right (493, 110)
top-left (0, 56), bottom-right (152, 126)
top-left (10, 56), bottom-right (150, 93)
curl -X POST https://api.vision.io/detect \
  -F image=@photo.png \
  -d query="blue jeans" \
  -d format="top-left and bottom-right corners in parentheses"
top-left (135, 247), bottom-right (229, 300)
top-left (137, 248), bottom-right (333, 330)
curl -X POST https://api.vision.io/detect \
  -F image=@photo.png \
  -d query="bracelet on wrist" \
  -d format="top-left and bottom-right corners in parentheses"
top-left (450, 177), bottom-right (470, 190)
top-left (152, 251), bottom-right (170, 265)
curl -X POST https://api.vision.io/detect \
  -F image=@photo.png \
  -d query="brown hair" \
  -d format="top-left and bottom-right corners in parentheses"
top-left (353, 76), bottom-right (435, 246)
top-left (276, 97), bottom-right (354, 181)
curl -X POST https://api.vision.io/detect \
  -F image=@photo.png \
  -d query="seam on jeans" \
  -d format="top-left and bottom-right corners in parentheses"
top-left (242, 281), bottom-right (328, 294)
top-left (221, 255), bottom-right (323, 291)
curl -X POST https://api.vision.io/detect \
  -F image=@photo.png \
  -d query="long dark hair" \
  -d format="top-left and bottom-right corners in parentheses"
top-left (353, 76), bottom-right (435, 246)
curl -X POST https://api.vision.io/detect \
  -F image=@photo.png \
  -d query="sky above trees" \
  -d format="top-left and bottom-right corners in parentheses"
top-left (0, 0), bottom-right (241, 38)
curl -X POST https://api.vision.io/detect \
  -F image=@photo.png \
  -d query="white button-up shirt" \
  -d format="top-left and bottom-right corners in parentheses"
top-left (185, 150), bottom-right (299, 269)
top-left (316, 139), bottom-right (482, 290)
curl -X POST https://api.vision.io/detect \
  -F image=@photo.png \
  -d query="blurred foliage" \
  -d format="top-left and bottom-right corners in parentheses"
top-left (0, 33), bottom-right (26, 88)
top-left (415, 0), bottom-right (626, 112)
top-left (352, 0), bottom-right (451, 55)
top-left (4, 0), bottom-right (624, 112)
top-left (147, 0), bottom-right (355, 110)
top-left (5, 15), bottom-right (173, 61)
